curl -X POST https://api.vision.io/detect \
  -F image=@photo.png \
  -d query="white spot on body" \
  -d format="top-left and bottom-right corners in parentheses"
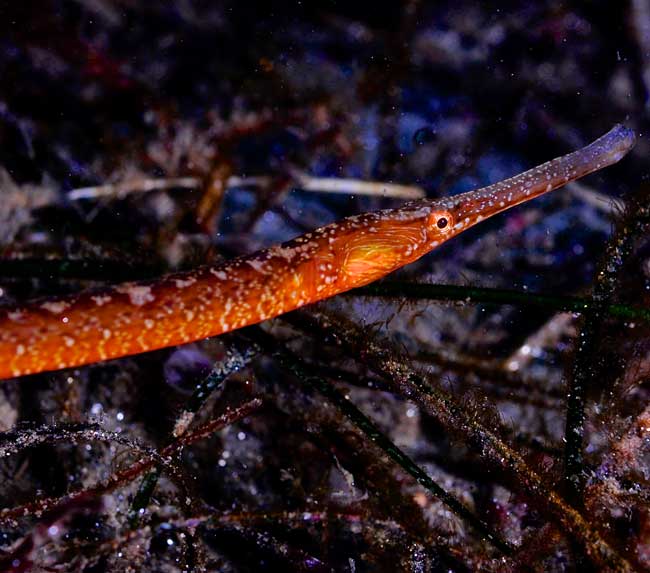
top-left (118, 285), bottom-right (155, 306)
top-left (42, 301), bottom-right (70, 314)
top-left (209, 268), bottom-right (228, 280)
top-left (174, 277), bottom-right (196, 289)
top-left (246, 259), bottom-right (268, 273)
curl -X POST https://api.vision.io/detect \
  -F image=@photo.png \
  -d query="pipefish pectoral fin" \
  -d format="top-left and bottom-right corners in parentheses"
top-left (342, 242), bottom-right (396, 283)
top-left (339, 227), bottom-right (426, 288)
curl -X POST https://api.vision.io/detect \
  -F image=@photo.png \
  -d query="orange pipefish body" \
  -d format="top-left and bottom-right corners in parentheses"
top-left (0, 125), bottom-right (635, 379)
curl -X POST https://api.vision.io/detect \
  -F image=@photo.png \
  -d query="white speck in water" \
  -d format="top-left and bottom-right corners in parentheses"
top-left (507, 360), bottom-right (519, 372)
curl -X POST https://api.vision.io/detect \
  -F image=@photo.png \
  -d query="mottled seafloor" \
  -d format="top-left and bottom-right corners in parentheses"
top-left (1, 1), bottom-right (650, 571)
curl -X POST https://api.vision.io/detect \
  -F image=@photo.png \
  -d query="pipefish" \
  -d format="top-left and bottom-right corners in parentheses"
top-left (0, 124), bottom-right (635, 379)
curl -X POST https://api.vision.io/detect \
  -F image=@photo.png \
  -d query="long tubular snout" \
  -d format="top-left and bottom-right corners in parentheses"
top-left (439, 124), bottom-right (635, 233)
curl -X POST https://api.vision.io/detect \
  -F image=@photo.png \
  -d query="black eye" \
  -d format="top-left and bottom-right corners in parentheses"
top-left (437, 217), bottom-right (448, 229)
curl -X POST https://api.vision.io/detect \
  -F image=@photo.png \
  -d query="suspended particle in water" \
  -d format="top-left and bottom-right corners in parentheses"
top-left (413, 126), bottom-right (437, 146)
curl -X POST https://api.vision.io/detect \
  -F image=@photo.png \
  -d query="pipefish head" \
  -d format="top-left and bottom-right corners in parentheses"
top-left (335, 124), bottom-right (634, 290)
top-left (333, 200), bottom-right (436, 288)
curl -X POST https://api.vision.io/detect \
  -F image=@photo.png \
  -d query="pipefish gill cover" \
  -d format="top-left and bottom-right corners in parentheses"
top-left (0, 2), bottom-right (646, 572)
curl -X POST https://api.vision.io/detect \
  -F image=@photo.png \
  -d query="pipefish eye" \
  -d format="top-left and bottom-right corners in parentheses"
top-left (429, 212), bottom-right (453, 233)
